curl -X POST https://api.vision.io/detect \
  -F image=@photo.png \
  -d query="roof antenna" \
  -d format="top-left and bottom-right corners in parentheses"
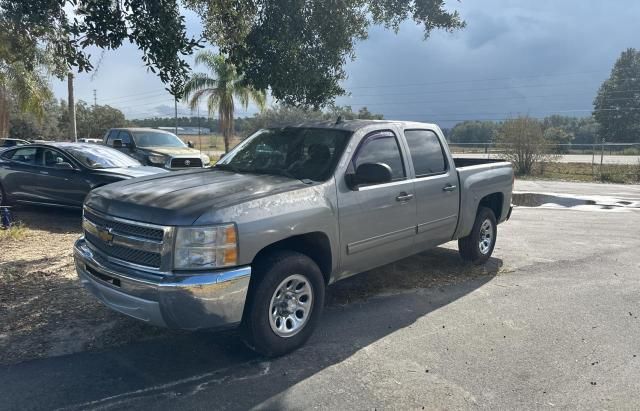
top-left (335, 115), bottom-right (343, 125)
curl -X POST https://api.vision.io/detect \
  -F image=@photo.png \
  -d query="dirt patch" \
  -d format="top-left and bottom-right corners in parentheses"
top-left (1, 206), bottom-right (503, 365)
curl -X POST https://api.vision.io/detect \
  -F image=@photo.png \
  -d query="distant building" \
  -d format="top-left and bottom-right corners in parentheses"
top-left (157, 126), bottom-right (211, 135)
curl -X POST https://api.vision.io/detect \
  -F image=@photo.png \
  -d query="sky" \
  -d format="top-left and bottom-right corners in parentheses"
top-left (51, 0), bottom-right (640, 128)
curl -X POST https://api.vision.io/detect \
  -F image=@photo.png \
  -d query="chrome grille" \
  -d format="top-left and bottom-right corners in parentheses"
top-left (84, 209), bottom-right (163, 241)
top-left (85, 232), bottom-right (161, 268)
top-left (170, 158), bottom-right (202, 168)
top-left (82, 207), bottom-right (169, 270)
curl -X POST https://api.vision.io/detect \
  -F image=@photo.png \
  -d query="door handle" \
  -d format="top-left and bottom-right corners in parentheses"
top-left (442, 184), bottom-right (457, 192)
top-left (39, 171), bottom-right (49, 175)
top-left (396, 192), bottom-right (414, 202)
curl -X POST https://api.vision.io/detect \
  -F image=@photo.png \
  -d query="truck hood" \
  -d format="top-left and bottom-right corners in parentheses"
top-left (138, 146), bottom-right (203, 157)
top-left (85, 169), bottom-right (309, 226)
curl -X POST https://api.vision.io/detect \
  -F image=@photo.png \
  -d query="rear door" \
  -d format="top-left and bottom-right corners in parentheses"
top-left (0, 147), bottom-right (41, 202)
top-left (403, 128), bottom-right (460, 250)
top-left (337, 129), bottom-right (417, 277)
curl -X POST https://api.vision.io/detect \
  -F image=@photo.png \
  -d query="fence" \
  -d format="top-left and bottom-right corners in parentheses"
top-left (448, 142), bottom-right (640, 156)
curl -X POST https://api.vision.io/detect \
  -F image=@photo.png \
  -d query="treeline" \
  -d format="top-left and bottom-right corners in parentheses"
top-left (446, 115), bottom-right (601, 146)
top-left (8, 98), bottom-right (127, 141)
top-left (129, 105), bottom-right (384, 136)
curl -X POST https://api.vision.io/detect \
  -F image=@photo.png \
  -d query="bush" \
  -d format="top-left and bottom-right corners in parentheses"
top-left (497, 117), bottom-right (556, 175)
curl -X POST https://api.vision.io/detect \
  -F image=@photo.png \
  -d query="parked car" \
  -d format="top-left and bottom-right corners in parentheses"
top-left (1, 138), bottom-right (30, 148)
top-left (0, 143), bottom-right (168, 208)
top-left (103, 127), bottom-right (210, 170)
top-left (75, 120), bottom-right (514, 356)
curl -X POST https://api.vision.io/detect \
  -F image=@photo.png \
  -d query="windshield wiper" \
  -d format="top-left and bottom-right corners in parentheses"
top-left (214, 163), bottom-right (240, 172)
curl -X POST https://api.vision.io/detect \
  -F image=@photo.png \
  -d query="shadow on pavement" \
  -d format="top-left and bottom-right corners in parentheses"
top-left (0, 249), bottom-right (500, 410)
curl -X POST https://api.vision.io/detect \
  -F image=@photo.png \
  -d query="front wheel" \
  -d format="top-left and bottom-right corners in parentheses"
top-left (242, 251), bottom-right (325, 357)
top-left (458, 207), bottom-right (497, 265)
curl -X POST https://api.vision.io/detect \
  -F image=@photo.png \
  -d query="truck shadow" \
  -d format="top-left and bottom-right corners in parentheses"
top-left (0, 248), bottom-right (502, 410)
top-left (6, 205), bottom-right (82, 234)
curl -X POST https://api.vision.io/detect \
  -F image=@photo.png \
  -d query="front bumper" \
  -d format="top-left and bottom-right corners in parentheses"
top-left (74, 237), bottom-right (251, 330)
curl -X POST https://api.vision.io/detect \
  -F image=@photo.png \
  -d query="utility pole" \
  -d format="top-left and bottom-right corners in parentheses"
top-left (174, 99), bottom-right (178, 135)
top-left (197, 105), bottom-right (202, 153)
top-left (67, 73), bottom-right (77, 142)
top-left (87, 89), bottom-right (97, 138)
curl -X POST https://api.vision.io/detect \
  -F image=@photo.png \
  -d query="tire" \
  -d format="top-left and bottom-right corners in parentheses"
top-left (458, 207), bottom-right (497, 265)
top-left (242, 250), bottom-right (325, 357)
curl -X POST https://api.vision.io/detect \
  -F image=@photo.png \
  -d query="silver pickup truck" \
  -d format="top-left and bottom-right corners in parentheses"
top-left (74, 120), bottom-right (513, 356)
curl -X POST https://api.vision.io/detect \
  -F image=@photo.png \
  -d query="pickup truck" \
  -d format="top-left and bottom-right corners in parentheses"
top-left (103, 127), bottom-right (211, 170)
top-left (74, 120), bottom-right (513, 356)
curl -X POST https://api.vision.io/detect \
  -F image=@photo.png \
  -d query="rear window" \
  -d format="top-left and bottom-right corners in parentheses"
top-left (404, 129), bottom-right (447, 176)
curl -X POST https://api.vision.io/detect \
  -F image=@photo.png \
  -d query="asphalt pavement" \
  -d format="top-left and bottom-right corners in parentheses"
top-left (1, 181), bottom-right (639, 410)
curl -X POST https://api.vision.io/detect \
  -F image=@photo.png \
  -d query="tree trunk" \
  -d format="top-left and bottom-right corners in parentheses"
top-left (0, 87), bottom-right (9, 138)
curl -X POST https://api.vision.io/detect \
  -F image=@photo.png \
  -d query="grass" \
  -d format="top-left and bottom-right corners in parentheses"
top-left (520, 161), bottom-right (640, 184)
top-left (0, 223), bottom-right (28, 242)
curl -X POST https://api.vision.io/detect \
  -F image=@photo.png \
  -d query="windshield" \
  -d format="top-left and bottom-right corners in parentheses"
top-left (65, 145), bottom-right (142, 169)
top-left (216, 127), bottom-right (352, 182)
top-left (131, 131), bottom-right (186, 148)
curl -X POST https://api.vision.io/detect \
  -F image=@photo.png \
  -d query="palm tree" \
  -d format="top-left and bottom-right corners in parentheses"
top-left (0, 60), bottom-right (52, 138)
top-left (183, 51), bottom-right (266, 153)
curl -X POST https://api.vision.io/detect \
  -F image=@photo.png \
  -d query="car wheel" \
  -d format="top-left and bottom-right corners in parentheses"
top-left (242, 250), bottom-right (325, 357)
top-left (458, 207), bottom-right (497, 265)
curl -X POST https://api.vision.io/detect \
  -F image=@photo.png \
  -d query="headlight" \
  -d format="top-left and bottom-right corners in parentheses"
top-left (148, 155), bottom-right (167, 165)
top-left (174, 224), bottom-right (238, 270)
top-left (201, 154), bottom-right (211, 166)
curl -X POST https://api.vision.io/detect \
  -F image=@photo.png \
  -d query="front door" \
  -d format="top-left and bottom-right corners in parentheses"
top-left (337, 130), bottom-right (417, 278)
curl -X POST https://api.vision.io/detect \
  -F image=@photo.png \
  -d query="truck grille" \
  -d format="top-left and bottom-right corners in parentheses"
top-left (83, 208), bottom-right (167, 270)
top-left (170, 158), bottom-right (202, 168)
top-left (85, 232), bottom-right (161, 268)
top-left (84, 209), bottom-right (164, 241)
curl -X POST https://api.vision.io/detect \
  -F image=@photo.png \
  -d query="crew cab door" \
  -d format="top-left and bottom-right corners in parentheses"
top-left (403, 128), bottom-right (459, 250)
top-left (337, 129), bottom-right (417, 278)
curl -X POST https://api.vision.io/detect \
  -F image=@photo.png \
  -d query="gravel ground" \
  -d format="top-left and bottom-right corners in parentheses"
top-left (0, 207), bottom-right (500, 365)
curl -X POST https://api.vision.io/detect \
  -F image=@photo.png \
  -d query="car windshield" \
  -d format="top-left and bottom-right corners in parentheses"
top-left (131, 131), bottom-right (186, 148)
top-left (65, 145), bottom-right (142, 169)
top-left (215, 127), bottom-right (352, 182)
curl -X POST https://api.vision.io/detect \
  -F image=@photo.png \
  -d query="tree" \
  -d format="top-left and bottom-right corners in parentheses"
top-left (497, 117), bottom-right (553, 175)
top-left (8, 98), bottom-right (64, 140)
top-left (543, 127), bottom-right (573, 153)
top-left (0, 57), bottom-right (53, 138)
top-left (594, 48), bottom-right (640, 143)
top-left (1, 0), bottom-right (201, 96)
top-left (183, 51), bottom-right (266, 152)
top-left (449, 120), bottom-right (498, 144)
top-left (184, 0), bottom-right (465, 106)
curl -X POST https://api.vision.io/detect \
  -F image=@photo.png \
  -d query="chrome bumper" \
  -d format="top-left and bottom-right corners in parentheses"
top-left (74, 237), bottom-right (251, 330)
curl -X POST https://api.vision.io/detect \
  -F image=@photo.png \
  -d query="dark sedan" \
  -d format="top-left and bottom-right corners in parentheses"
top-left (0, 142), bottom-right (168, 208)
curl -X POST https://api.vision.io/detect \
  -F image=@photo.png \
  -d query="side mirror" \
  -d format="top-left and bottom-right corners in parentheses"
top-left (53, 162), bottom-right (74, 170)
top-left (347, 162), bottom-right (392, 189)
top-left (187, 140), bottom-right (195, 148)
top-left (112, 139), bottom-right (123, 148)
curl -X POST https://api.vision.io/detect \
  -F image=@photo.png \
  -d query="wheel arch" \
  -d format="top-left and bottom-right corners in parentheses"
top-left (251, 232), bottom-right (333, 285)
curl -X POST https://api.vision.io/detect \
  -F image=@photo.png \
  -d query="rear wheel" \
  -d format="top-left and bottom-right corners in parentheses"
top-left (458, 207), bottom-right (497, 265)
top-left (242, 250), bottom-right (325, 357)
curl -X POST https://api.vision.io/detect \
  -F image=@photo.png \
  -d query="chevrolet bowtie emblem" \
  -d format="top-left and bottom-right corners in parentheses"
top-left (97, 226), bottom-right (114, 245)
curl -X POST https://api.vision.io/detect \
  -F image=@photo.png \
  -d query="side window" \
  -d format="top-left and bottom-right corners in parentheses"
top-left (404, 129), bottom-right (447, 176)
top-left (41, 148), bottom-right (71, 168)
top-left (4, 147), bottom-right (37, 165)
top-left (106, 130), bottom-right (119, 145)
top-left (354, 132), bottom-right (406, 181)
top-left (117, 131), bottom-right (132, 145)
